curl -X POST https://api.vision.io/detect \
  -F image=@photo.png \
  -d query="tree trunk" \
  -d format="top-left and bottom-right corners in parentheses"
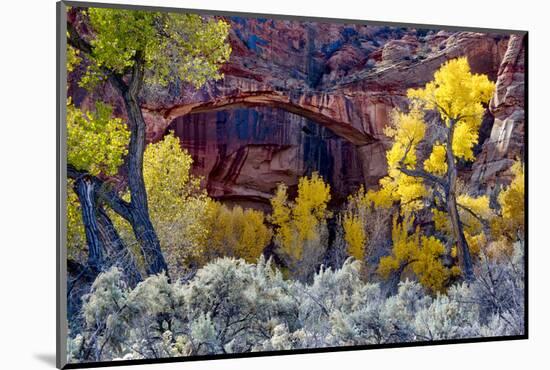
top-left (127, 207), bottom-right (168, 276)
top-left (445, 119), bottom-right (474, 281)
top-left (73, 176), bottom-right (104, 273)
top-left (96, 207), bottom-right (142, 287)
top-left (446, 192), bottom-right (474, 281)
top-left (116, 55), bottom-right (168, 277)
top-left (72, 172), bottom-right (144, 287)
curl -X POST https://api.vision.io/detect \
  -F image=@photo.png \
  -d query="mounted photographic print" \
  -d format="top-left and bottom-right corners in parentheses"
top-left (56, 1), bottom-right (527, 368)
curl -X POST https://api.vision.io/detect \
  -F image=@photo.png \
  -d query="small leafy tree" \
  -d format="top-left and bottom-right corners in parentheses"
top-left (270, 172), bottom-right (332, 280)
top-left (368, 57), bottom-right (495, 280)
top-left (340, 186), bottom-right (393, 274)
top-left (67, 7), bottom-right (231, 276)
top-left (199, 201), bottom-right (272, 265)
top-left (142, 133), bottom-right (211, 277)
top-left (491, 162), bottom-right (525, 242)
top-left (342, 212), bottom-right (366, 261)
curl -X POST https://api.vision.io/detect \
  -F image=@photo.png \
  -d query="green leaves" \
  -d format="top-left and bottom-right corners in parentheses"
top-left (156, 13), bottom-right (231, 88)
top-left (67, 100), bottom-right (130, 176)
top-left (81, 8), bottom-right (231, 89)
top-left (66, 45), bottom-right (81, 73)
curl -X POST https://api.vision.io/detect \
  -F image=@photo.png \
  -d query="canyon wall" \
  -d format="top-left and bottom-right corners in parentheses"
top-left (471, 34), bottom-right (526, 190)
top-left (69, 15), bottom-right (525, 207)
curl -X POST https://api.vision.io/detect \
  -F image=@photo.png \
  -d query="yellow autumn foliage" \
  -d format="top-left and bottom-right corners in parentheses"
top-left (378, 216), bottom-right (457, 293)
top-left (270, 183), bottom-right (296, 259)
top-left (423, 144), bottom-right (447, 176)
top-left (200, 201), bottom-right (272, 264)
top-left (408, 57), bottom-right (495, 161)
top-left (367, 107), bottom-right (428, 214)
top-left (270, 172), bottom-right (332, 263)
top-left (499, 162), bottom-right (525, 221)
top-left (384, 107), bottom-right (426, 180)
top-left (342, 212), bottom-right (366, 261)
top-left (490, 162), bottom-right (525, 244)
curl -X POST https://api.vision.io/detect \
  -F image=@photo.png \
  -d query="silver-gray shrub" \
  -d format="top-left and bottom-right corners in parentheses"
top-left (68, 245), bottom-right (524, 363)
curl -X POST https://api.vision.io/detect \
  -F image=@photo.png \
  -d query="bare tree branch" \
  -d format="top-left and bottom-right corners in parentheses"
top-left (396, 137), bottom-right (448, 189)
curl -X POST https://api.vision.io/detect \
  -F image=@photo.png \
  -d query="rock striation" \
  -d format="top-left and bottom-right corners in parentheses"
top-left (471, 34), bottom-right (526, 190)
top-left (167, 107), bottom-right (366, 209)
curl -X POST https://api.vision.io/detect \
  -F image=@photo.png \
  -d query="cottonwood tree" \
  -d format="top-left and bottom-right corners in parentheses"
top-left (66, 7), bottom-right (231, 276)
top-left (342, 211), bottom-right (366, 262)
top-left (368, 58), bottom-right (495, 281)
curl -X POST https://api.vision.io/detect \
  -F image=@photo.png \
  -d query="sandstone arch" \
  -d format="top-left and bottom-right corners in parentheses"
top-left (161, 104), bottom-right (382, 208)
top-left (141, 89), bottom-right (396, 206)
top-left (142, 89), bottom-right (388, 146)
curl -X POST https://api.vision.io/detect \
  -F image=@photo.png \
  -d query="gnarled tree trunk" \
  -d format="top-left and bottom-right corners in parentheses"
top-left (446, 119), bottom-right (474, 281)
top-left (73, 175), bottom-right (104, 273)
top-left (69, 166), bottom-right (143, 286)
top-left (116, 55), bottom-right (168, 277)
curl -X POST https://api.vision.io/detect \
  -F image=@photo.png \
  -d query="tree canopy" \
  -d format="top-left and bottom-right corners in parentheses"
top-left (367, 57), bottom-right (496, 281)
top-left (80, 9), bottom-right (231, 88)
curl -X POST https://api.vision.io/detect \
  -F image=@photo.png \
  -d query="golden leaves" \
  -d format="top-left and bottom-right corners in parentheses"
top-left (270, 172), bottom-right (331, 262)
top-left (378, 216), bottom-right (453, 293)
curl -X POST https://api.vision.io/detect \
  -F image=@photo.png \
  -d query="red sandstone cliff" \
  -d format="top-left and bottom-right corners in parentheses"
top-left (471, 34), bottom-right (526, 190)
top-left (68, 15), bottom-right (525, 208)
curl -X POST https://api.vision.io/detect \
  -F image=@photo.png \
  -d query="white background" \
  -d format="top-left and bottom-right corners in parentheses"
top-left (0, 0), bottom-right (546, 368)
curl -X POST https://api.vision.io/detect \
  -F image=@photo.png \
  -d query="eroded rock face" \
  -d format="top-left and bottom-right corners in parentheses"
top-left (166, 107), bottom-right (366, 209)
top-left (471, 34), bottom-right (526, 190)
top-left (134, 25), bottom-right (506, 146)
top-left (69, 15), bottom-right (523, 206)
top-left (382, 40), bottom-right (412, 63)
